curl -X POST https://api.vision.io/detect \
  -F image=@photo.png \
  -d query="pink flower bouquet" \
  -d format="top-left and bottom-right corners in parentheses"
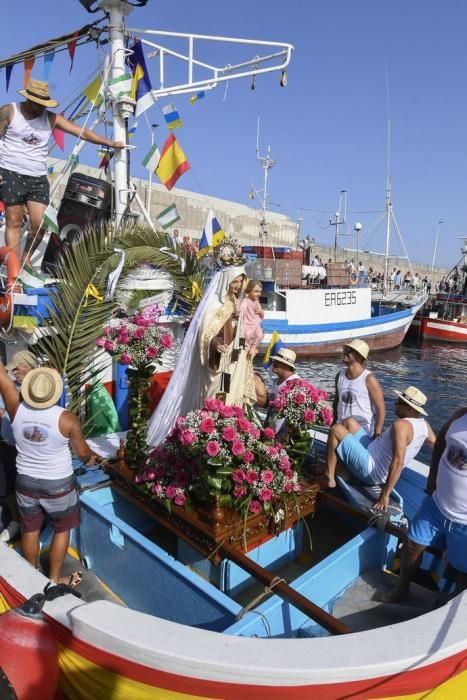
top-left (269, 379), bottom-right (333, 431)
top-left (137, 398), bottom-right (301, 518)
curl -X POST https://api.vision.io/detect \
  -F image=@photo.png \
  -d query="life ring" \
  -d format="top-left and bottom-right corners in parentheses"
top-left (0, 245), bottom-right (20, 327)
top-left (350, 272), bottom-right (358, 286)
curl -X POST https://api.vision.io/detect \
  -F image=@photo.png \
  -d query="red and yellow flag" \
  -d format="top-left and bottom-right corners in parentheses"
top-left (156, 133), bottom-right (190, 190)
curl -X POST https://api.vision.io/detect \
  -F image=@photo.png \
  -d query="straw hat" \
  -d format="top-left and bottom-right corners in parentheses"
top-left (18, 79), bottom-right (58, 108)
top-left (394, 386), bottom-right (428, 416)
top-left (270, 347), bottom-right (296, 369)
top-left (5, 350), bottom-right (38, 371)
top-left (21, 368), bottom-right (63, 409)
top-left (344, 338), bottom-right (369, 360)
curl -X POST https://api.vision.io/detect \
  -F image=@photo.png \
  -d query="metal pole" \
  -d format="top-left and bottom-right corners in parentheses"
top-left (431, 220), bottom-right (443, 279)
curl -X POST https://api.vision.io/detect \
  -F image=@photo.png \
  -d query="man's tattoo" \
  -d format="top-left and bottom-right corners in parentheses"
top-left (0, 105), bottom-right (12, 138)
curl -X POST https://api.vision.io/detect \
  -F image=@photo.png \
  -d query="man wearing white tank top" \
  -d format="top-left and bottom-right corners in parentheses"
top-left (384, 407), bottom-right (467, 603)
top-left (324, 386), bottom-right (436, 511)
top-left (333, 338), bottom-right (385, 438)
top-left (0, 78), bottom-right (124, 265)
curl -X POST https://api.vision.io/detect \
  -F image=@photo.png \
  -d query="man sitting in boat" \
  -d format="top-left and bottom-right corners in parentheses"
top-left (0, 364), bottom-right (100, 587)
top-left (332, 339), bottom-right (385, 440)
top-left (258, 347), bottom-right (301, 436)
top-left (0, 78), bottom-right (124, 265)
top-left (324, 386), bottom-right (436, 511)
top-left (384, 406), bottom-right (467, 602)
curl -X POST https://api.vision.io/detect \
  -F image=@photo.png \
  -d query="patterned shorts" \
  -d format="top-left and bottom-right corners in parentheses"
top-left (15, 473), bottom-right (80, 533)
top-left (0, 166), bottom-right (49, 206)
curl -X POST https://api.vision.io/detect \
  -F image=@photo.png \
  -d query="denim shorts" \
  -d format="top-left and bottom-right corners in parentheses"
top-left (0, 166), bottom-right (49, 206)
top-left (336, 428), bottom-right (375, 484)
top-left (409, 495), bottom-right (467, 573)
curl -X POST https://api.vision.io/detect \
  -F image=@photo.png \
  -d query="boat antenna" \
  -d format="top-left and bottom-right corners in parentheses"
top-left (255, 116), bottom-right (275, 251)
top-left (431, 220), bottom-right (444, 278)
top-left (329, 190), bottom-right (347, 261)
top-left (383, 61), bottom-right (392, 296)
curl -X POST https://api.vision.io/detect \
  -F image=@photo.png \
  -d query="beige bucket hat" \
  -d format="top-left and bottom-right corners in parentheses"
top-left (394, 386), bottom-right (428, 416)
top-left (21, 367), bottom-right (63, 409)
top-left (270, 347), bottom-right (296, 369)
top-left (18, 79), bottom-right (58, 108)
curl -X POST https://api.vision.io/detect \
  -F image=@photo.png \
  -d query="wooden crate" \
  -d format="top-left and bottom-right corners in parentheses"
top-left (276, 259), bottom-right (302, 287)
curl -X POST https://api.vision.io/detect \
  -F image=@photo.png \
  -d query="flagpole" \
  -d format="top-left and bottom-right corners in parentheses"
top-left (103, 0), bottom-right (132, 229)
top-left (146, 123), bottom-right (158, 215)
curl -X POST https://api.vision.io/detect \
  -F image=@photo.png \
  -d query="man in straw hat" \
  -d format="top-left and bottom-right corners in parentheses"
top-left (0, 78), bottom-right (124, 265)
top-left (264, 347), bottom-right (301, 435)
top-left (332, 338), bottom-right (385, 439)
top-left (383, 406), bottom-right (467, 603)
top-left (0, 350), bottom-right (39, 543)
top-left (324, 386), bottom-right (436, 511)
top-left (0, 362), bottom-right (100, 587)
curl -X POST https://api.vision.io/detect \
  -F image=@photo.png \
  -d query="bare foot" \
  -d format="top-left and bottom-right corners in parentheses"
top-left (51, 571), bottom-right (83, 588)
top-left (319, 473), bottom-right (336, 488)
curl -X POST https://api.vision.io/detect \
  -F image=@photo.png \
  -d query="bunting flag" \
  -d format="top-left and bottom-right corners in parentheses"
top-left (82, 74), bottom-right (103, 106)
top-left (52, 114), bottom-right (65, 151)
top-left (156, 204), bottom-right (180, 230)
top-left (263, 331), bottom-right (285, 368)
top-left (190, 91), bottom-right (205, 105)
top-left (155, 133), bottom-right (190, 190)
top-left (43, 50), bottom-right (55, 81)
top-left (69, 154), bottom-right (79, 172)
top-left (67, 32), bottom-right (79, 72)
top-left (43, 205), bottom-right (59, 234)
top-left (162, 103), bottom-right (182, 130)
top-left (128, 40), bottom-right (155, 118)
top-left (128, 124), bottom-right (137, 139)
top-left (24, 57), bottom-right (35, 87)
top-left (197, 209), bottom-right (225, 258)
top-left (142, 142), bottom-right (161, 172)
top-left (47, 165), bottom-right (54, 175)
top-left (5, 64), bottom-right (13, 92)
top-left (108, 73), bottom-right (133, 100)
top-left (98, 149), bottom-right (114, 171)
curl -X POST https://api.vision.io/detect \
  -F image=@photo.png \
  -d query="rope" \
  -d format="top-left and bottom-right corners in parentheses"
top-left (235, 576), bottom-right (286, 620)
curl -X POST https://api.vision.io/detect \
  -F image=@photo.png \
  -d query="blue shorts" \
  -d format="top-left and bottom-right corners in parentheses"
top-left (409, 496), bottom-right (467, 573)
top-left (336, 428), bottom-right (375, 485)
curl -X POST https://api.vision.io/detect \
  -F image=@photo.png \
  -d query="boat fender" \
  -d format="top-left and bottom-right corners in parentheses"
top-left (350, 272), bottom-right (358, 286)
top-left (0, 583), bottom-right (81, 699)
top-left (0, 246), bottom-right (20, 327)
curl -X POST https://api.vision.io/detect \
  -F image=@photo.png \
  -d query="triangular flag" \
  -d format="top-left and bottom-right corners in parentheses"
top-left (5, 64), bottom-right (13, 92)
top-left (43, 205), bottom-right (59, 234)
top-left (67, 32), bottom-right (79, 73)
top-left (52, 113), bottom-right (65, 151)
top-left (43, 50), bottom-right (55, 81)
top-left (190, 91), bottom-right (205, 105)
top-left (162, 103), bottom-right (182, 130)
top-left (155, 133), bottom-right (190, 190)
top-left (82, 74), bottom-right (103, 106)
top-left (24, 57), bottom-right (35, 88)
top-left (156, 204), bottom-right (180, 230)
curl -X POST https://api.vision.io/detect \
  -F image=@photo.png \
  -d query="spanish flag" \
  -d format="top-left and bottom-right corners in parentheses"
top-left (263, 331), bottom-right (285, 368)
top-left (156, 133), bottom-right (190, 190)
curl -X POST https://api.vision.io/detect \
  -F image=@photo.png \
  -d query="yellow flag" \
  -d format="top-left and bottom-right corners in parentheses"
top-left (83, 75), bottom-right (103, 106)
top-left (130, 64), bottom-right (144, 100)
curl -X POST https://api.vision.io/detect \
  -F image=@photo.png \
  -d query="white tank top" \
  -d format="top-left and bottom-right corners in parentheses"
top-left (0, 103), bottom-right (51, 176)
top-left (433, 413), bottom-right (467, 524)
top-left (12, 402), bottom-right (73, 480)
top-left (337, 368), bottom-right (374, 434)
top-left (368, 417), bottom-right (428, 484)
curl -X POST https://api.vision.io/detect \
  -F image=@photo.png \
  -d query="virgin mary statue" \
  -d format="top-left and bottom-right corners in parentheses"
top-left (146, 264), bottom-right (256, 447)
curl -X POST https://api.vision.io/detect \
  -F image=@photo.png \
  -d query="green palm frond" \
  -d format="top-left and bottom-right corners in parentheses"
top-left (35, 223), bottom-right (205, 413)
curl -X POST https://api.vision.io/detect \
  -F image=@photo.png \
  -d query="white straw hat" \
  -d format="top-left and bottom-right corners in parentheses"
top-left (270, 347), bottom-right (296, 369)
top-left (394, 386), bottom-right (428, 416)
top-left (21, 368), bottom-right (63, 409)
top-left (344, 339), bottom-right (369, 360)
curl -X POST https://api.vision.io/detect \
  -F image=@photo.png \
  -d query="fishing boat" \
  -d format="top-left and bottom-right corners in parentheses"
top-left (410, 238), bottom-right (467, 343)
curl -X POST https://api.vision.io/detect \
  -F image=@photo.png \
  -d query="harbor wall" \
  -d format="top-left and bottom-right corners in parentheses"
top-left (47, 159), bottom-right (448, 283)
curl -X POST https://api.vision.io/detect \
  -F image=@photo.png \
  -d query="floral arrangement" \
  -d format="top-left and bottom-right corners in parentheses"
top-left (269, 379), bottom-right (333, 430)
top-left (135, 398), bottom-right (301, 519)
top-left (96, 303), bottom-right (174, 369)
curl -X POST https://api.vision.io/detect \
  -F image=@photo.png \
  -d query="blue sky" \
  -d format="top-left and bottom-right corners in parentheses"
top-left (1, 0), bottom-right (466, 269)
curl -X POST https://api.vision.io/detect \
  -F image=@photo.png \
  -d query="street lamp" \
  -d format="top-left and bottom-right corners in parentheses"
top-left (354, 222), bottom-right (362, 272)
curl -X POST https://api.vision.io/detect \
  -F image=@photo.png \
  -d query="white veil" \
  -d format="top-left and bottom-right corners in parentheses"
top-left (146, 265), bottom-right (246, 446)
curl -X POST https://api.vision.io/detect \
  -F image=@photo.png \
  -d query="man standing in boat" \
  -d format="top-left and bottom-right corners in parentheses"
top-left (0, 78), bottom-right (124, 265)
top-left (384, 406), bottom-right (467, 602)
top-left (324, 386), bottom-right (436, 511)
top-left (0, 362), bottom-right (100, 587)
top-left (332, 339), bottom-right (385, 440)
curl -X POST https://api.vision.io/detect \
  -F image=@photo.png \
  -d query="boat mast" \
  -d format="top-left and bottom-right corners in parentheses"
top-left (102, 0), bottom-right (133, 228)
top-left (256, 117), bottom-right (275, 246)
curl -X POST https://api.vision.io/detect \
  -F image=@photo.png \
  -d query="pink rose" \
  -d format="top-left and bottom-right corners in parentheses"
top-left (293, 483), bottom-right (302, 492)
top-left (320, 407), bottom-right (334, 426)
top-left (263, 427), bottom-right (276, 439)
top-left (161, 334), bottom-right (173, 349)
top-left (175, 415), bottom-right (186, 428)
top-left (96, 337), bottom-right (106, 347)
top-left (174, 493), bottom-right (186, 506)
top-left (204, 398), bottom-right (221, 412)
top-left (132, 327), bottom-right (145, 340)
top-left (242, 450), bottom-right (255, 464)
top-left (166, 485), bottom-right (177, 499)
top-left (146, 347), bottom-right (158, 359)
top-left (222, 426), bottom-right (237, 442)
top-left (180, 429), bottom-right (197, 445)
top-left (231, 440), bottom-right (245, 457)
top-left (120, 352), bottom-right (132, 364)
top-left (232, 468), bottom-right (246, 483)
top-left (144, 470), bottom-right (156, 481)
top-left (232, 405), bottom-right (245, 417)
top-left (304, 409), bottom-right (316, 423)
top-left (249, 500), bottom-right (262, 514)
top-left (266, 446), bottom-right (278, 458)
top-left (233, 485), bottom-right (247, 498)
top-left (219, 404), bottom-right (235, 418)
top-left (104, 340), bottom-right (115, 352)
top-left (245, 470), bottom-right (258, 484)
top-left (259, 487), bottom-right (273, 502)
top-left (237, 418), bottom-right (252, 432)
top-left (250, 426), bottom-right (261, 439)
top-left (283, 482), bottom-right (293, 493)
top-left (260, 469), bottom-right (274, 484)
top-left (279, 456), bottom-right (291, 470)
top-left (200, 418), bottom-right (216, 434)
top-left (294, 392), bottom-right (306, 405)
top-left (151, 483), bottom-right (163, 496)
top-left (206, 440), bottom-right (221, 457)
